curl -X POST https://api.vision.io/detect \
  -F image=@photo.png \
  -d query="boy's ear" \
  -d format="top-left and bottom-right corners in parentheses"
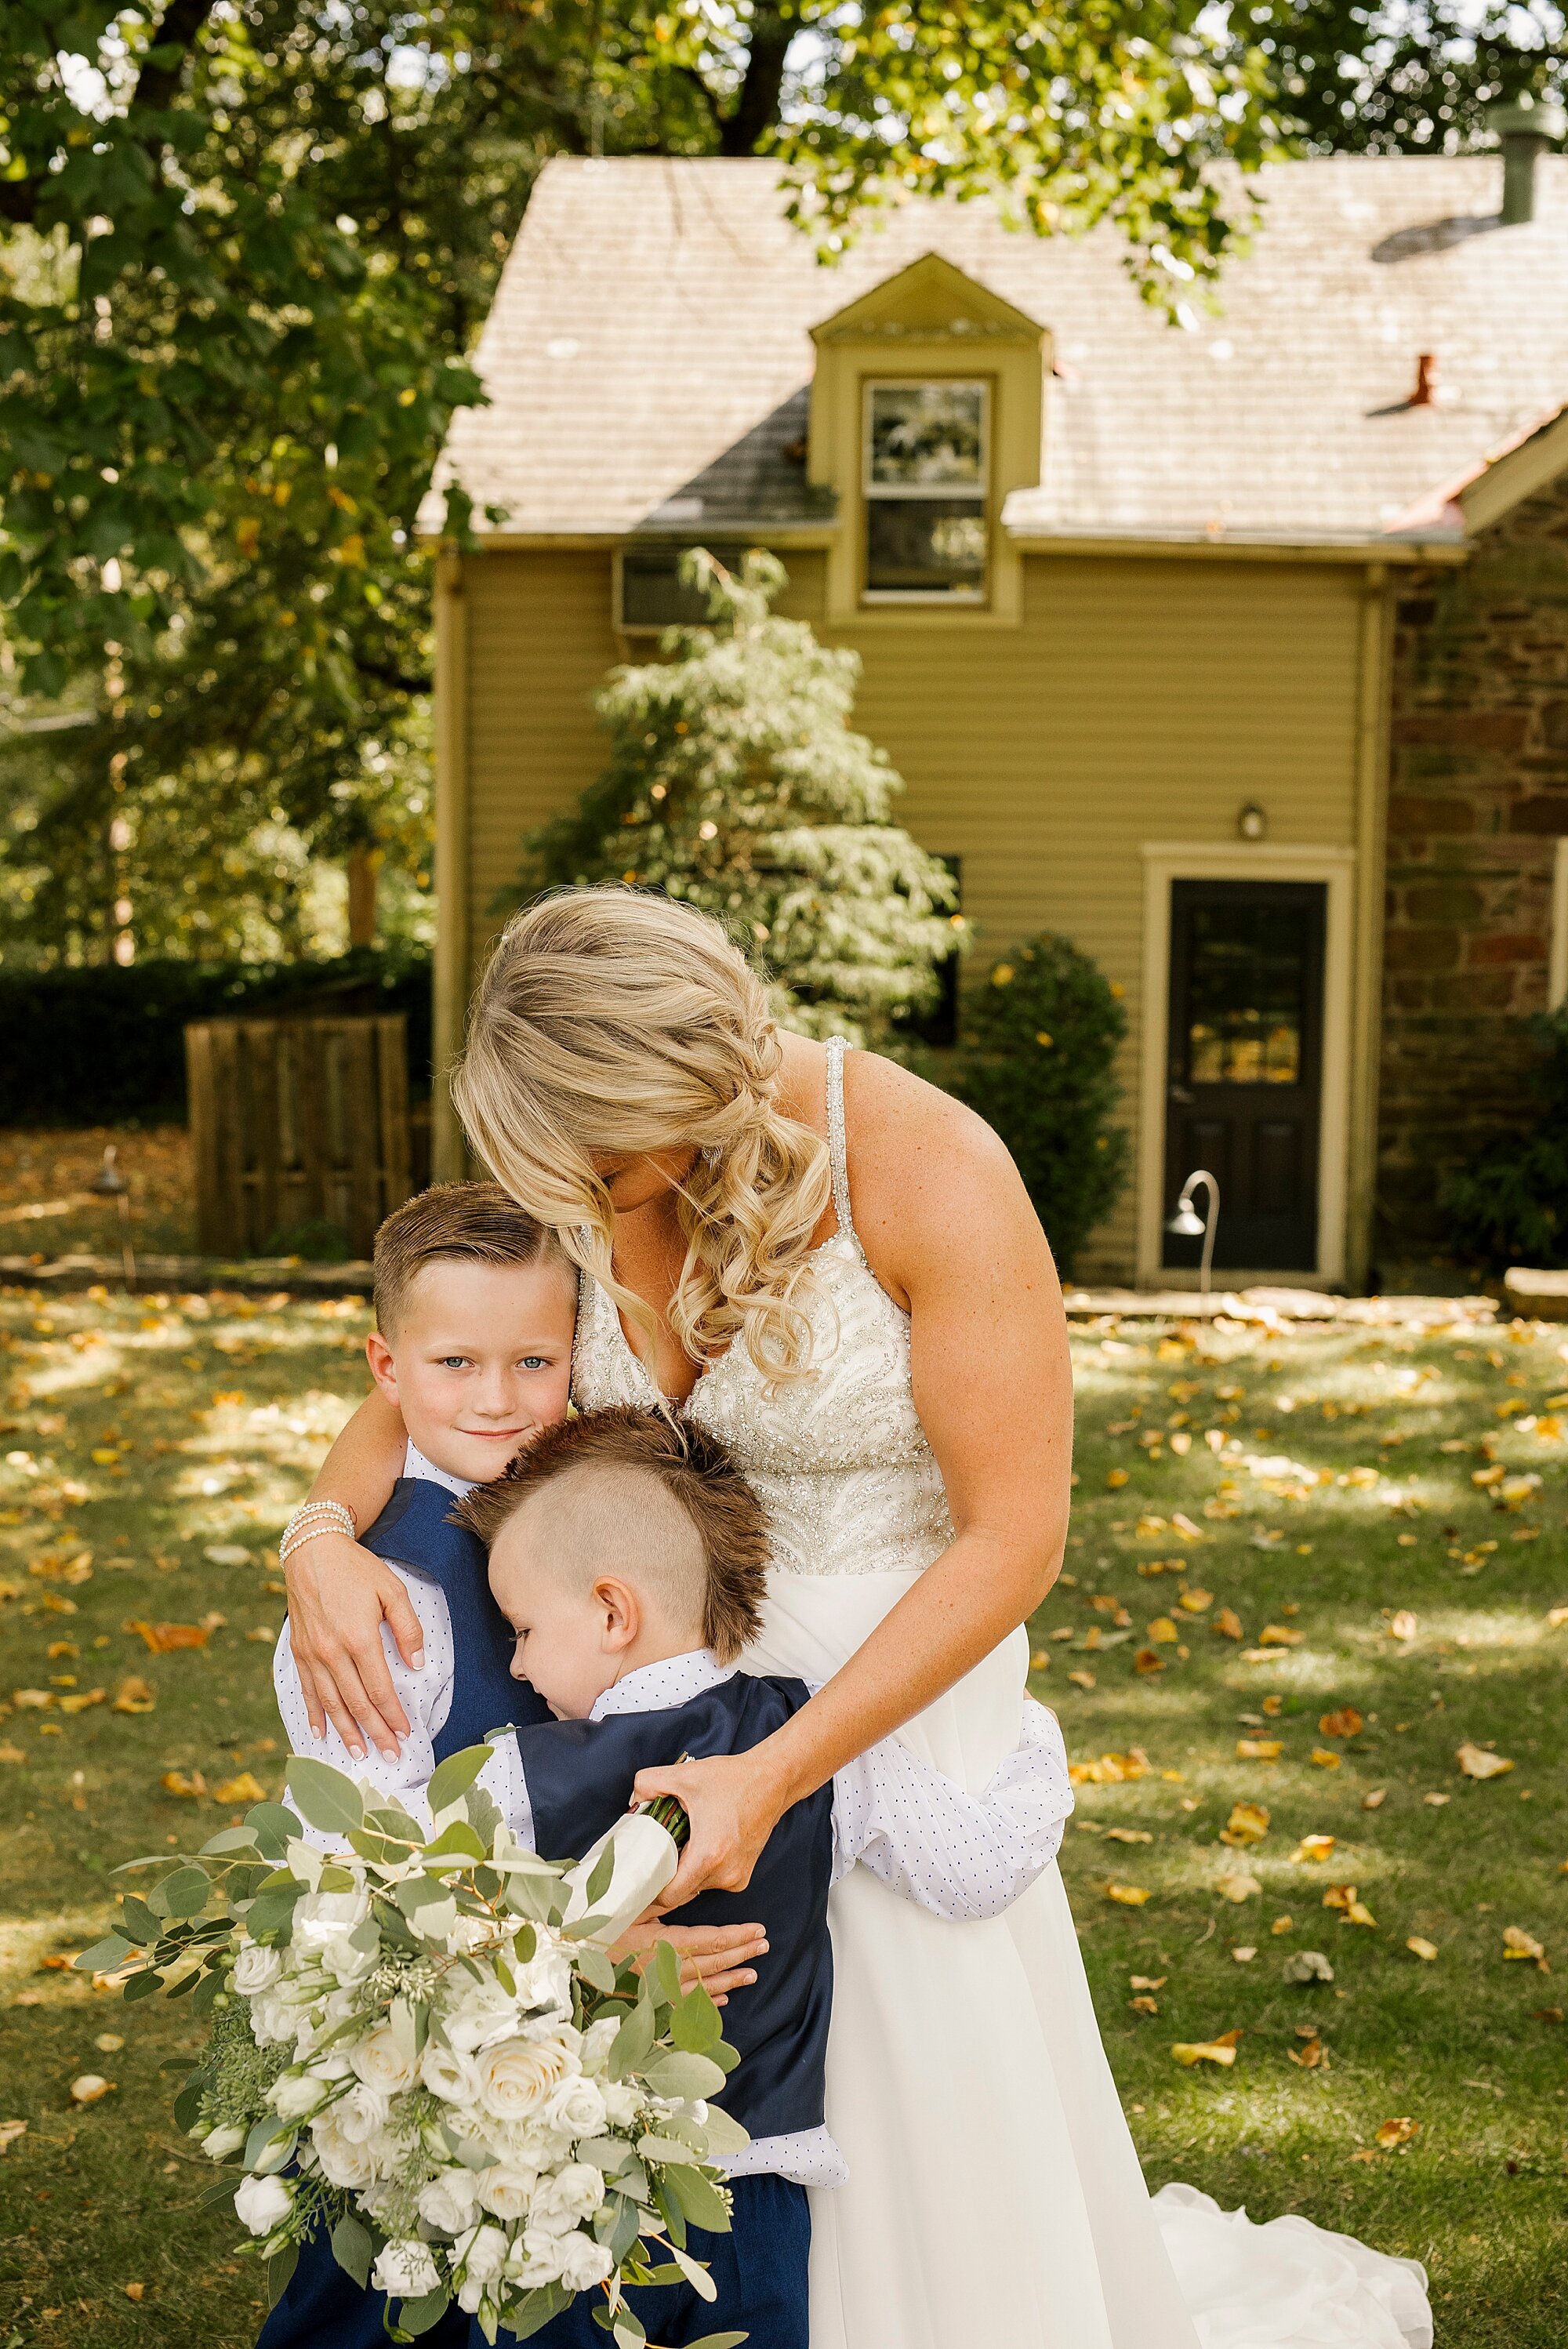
top-left (365, 1330), bottom-right (399, 1402)
top-left (594, 1576), bottom-right (641, 1653)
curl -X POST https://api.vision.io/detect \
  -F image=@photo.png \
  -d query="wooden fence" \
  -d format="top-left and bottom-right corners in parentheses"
top-left (185, 1015), bottom-right (412, 1258)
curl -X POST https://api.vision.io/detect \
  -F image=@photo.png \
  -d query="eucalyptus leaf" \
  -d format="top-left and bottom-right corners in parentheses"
top-left (667, 1979), bottom-right (722, 2054)
top-left (285, 1757), bottom-right (365, 1836)
top-left (72, 1933), bottom-right (132, 1975)
top-left (608, 1992), bottom-right (656, 2081)
top-left (266, 2246), bottom-right (299, 2308)
top-left (397, 2286), bottom-right (455, 2336)
top-left (640, 2050), bottom-right (727, 2101)
top-left (426, 1743), bottom-right (493, 1817)
top-left (162, 1866), bottom-right (211, 1919)
top-left (330, 2212), bottom-right (374, 2289)
top-left (122, 1967), bottom-right (165, 2002)
top-left (663, 2161), bottom-right (732, 2232)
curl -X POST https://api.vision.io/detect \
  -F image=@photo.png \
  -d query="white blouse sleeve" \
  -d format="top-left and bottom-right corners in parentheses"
top-left (830, 1698), bottom-right (1074, 1922)
top-left (273, 1568), bottom-right (453, 1835)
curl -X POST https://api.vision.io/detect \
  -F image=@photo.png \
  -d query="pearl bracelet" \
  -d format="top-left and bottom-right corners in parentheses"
top-left (279, 1498), bottom-right (358, 1564)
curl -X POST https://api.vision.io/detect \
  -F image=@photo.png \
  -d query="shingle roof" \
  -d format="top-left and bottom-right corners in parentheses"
top-left (423, 153), bottom-right (1568, 546)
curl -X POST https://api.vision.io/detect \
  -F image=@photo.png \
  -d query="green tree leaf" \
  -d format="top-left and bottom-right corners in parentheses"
top-left (426, 1743), bottom-right (494, 1817)
top-left (285, 1757), bottom-right (365, 1836)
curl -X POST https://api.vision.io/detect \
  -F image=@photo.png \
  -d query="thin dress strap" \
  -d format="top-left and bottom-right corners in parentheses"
top-left (824, 1036), bottom-right (857, 1245)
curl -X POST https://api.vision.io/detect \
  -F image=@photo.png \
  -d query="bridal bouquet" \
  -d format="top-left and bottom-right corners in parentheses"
top-left (74, 1743), bottom-right (749, 2348)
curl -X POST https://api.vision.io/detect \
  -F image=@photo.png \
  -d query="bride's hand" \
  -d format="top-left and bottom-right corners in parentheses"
top-left (283, 1527), bottom-right (425, 1762)
top-left (633, 1750), bottom-right (786, 1905)
top-left (608, 1915), bottom-right (769, 2008)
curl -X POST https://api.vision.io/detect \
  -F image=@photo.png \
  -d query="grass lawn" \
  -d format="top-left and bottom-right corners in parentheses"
top-left (0, 1283), bottom-right (1565, 2344)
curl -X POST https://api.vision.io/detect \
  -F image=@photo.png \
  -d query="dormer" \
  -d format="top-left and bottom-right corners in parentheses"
top-left (808, 252), bottom-right (1048, 627)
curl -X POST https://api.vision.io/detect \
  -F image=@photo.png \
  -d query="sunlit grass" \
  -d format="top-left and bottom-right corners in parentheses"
top-left (2, 1287), bottom-right (1567, 2342)
top-left (1043, 1309), bottom-right (1568, 2347)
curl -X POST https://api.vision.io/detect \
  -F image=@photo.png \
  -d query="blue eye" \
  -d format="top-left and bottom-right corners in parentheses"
top-left (441, 1356), bottom-right (467, 1370)
top-left (521, 1356), bottom-right (547, 1371)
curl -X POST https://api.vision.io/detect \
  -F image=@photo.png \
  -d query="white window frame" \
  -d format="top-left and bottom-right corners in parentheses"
top-left (1136, 842), bottom-right (1357, 1289)
top-left (1551, 837), bottom-right (1568, 1009)
top-left (860, 378), bottom-right (990, 606)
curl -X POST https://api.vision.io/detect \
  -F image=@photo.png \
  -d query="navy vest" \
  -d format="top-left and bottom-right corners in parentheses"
top-left (359, 1478), bottom-right (553, 1759)
top-left (517, 1675), bottom-right (833, 2144)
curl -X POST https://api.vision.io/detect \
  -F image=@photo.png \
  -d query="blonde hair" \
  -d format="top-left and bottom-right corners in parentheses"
top-left (451, 888), bottom-right (833, 1381)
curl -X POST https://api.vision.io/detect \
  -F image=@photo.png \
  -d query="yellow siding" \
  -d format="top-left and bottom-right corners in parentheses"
top-left (460, 548), bottom-right (1364, 1280)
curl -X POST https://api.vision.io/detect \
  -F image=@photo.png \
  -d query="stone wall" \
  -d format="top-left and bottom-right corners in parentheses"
top-left (1379, 472), bottom-right (1568, 1260)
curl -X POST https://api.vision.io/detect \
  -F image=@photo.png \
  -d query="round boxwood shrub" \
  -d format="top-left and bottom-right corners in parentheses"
top-left (953, 935), bottom-right (1130, 1276)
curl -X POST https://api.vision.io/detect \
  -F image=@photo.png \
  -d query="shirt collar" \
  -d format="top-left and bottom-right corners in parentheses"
top-left (590, 1650), bottom-right (734, 1722)
top-left (404, 1440), bottom-right (477, 1500)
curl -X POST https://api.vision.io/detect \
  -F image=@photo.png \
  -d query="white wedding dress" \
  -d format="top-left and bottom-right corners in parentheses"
top-left (572, 1039), bottom-right (1433, 2349)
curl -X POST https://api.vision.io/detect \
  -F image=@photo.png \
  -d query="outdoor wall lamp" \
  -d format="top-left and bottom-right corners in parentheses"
top-left (1167, 1168), bottom-right (1220, 1297)
top-left (90, 1143), bottom-right (136, 1291)
top-left (1237, 802), bottom-right (1267, 841)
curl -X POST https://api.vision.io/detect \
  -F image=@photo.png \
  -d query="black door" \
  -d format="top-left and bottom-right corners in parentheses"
top-left (1163, 880), bottom-right (1326, 1273)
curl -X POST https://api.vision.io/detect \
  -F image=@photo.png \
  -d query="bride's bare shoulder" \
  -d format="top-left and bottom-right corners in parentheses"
top-left (840, 1049), bottom-right (1046, 1296)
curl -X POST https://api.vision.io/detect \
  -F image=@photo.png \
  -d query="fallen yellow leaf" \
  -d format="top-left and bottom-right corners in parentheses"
top-left (1178, 1589), bottom-right (1212, 1614)
top-left (1069, 1752), bottom-right (1149, 1785)
top-left (1068, 1668), bottom-right (1097, 1690)
top-left (0, 2120), bottom-right (27, 2153)
top-left (1232, 1945), bottom-right (1258, 1962)
top-left (160, 1770), bottom-right (206, 1799)
top-left (59, 1688), bottom-right (105, 1715)
top-left (1133, 1649), bottom-right (1166, 1676)
top-left (1319, 1707), bottom-right (1364, 1738)
top-left (0, 1745), bottom-right (24, 1765)
top-left (1362, 1790), bottom-right (1386, 1811)
top-left (1172, 2030), bottom-right (1243, 2068)
top-left (1457, 1742), bottom-right (1514, 1781)
top-left (1105, 1827), bottom-right (1152, 1845)
top-left (125, 1621), bottom-right (212, 1654)
top-left (1131, 1995), bottom-right (1160, 2015)
top-left (111, 1676), bottom-right (155, 1715)
top-left (1272, 1913), bottom-right (1294, 1934)
top-left (1217, 1870), bottom-right (1262, 1903)
top-left (1220, 1800), bottom-right (1271, 1846)
top-left (1258, 1625), bottom-right (1305, 1647)
top-left (12, 1690), bottom-right (54, 1710)
top-left (1293, 1835), bottom-right (1336, 1864)
top-left (124, 2283), bottom-right (145, 2302)
top-left (1130, 1974), bottom-right (1167, 1990)
top-left (1311, 1748), bottom-right (1342, 1770)
top-left (1148, 1617), bottom-right (1179, 1644)
top-left (1503, 1925), bottom-right (1547, 1966)
top-left (1406, 1937), bottom-right (1439, 1962)
top-left (1236, 1739), bottom-right (1283, 1762)
top-left (1288, 2036), bottom-right (1327, 2070)
top-left (1212, 1607), bottom-right (1244, 1640)
top-left (1106, 1882), bottom-right (1152, 1906)
top-left (212, 1771), bottom-right (268, 1806)
top-left (70, 2074), bottom-right (114, 2105)
top-left (1375, 2117), bottom-right (1420, 2150)
top-left (1105, 1469), bottom-right (1129, 1490)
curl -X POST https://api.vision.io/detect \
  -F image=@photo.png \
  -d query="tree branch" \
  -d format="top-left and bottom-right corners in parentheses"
top-left (719, 7), bottom-right (793, 155)
top-left (134, 0), bottom-right (221, 116)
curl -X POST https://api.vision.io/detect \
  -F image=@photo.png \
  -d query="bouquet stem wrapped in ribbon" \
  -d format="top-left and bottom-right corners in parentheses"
top-left (75, 1744), bottom-right (749, 2349)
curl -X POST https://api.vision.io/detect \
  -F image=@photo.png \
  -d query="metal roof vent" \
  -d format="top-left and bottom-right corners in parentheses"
top-left (1488, 91), bottom-right (1566, 225)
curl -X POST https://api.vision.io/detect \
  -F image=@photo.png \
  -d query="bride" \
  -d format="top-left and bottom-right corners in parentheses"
top-left (285, 888), bottom-right (1432, 2349)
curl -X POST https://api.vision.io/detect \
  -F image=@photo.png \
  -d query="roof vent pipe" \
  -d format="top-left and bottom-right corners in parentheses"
top-left (1488, 91), bottom-right (1566, 225)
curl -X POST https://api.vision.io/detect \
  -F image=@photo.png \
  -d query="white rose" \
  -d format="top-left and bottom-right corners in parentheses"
top-left (512, 1943), bottom-right (574, 2015)
top-left (476, 2036), bottom-right (573, 2123)
top-left (456, 2277), bottom-right (486, 2315)
top-left (249, 1991), bottom-right (298, 2047)
top-left (418, 2166), bottom-right (482, 2235)
top-left (444, 1976), bottom-right (521, 2056)
top-left (514, 2227), bottom-right (568, 2285)
top-left (201, 2123), bottom-right (245, 2160)
top-left (545, 2075), bottom-right (606, 2141)
top-left (233, 1943), bottom-right (284, 1995)
top-left (267, 2070), bottom-right (329, 2122)
top-left (528, 2162), bottom-right (605, 2235)
top-left (370, 2240), bottom-right (442, 2300)
top-left (350, 2024), bottom-right (416, 2095)
top-left (234, 2172), bottom-right (293, 2237)
top-left (310, 2108), bottom-right (382, 2191)
top-left (291, 1888), bottom-right (371, 1952)
top-left (557, 2232), bottom-right (615, 2293)
top-left (456, 2221), bottom-right (509, 2284)
top-left (476, 2164), bottom-right (535, 2220)
top-left (579, 2017), bottom-right (620, 2075)
top-left (321, 1929), bottom-right (377, 1986)
top-left (448, 1915), bottom-right (495, 1954)
top-left (599, 2081), bottom-right (642, 2130)
top-left (419, 2040), bottom-right (482, 2108)
top-left (333, 2082), bottom-right (390, 2145)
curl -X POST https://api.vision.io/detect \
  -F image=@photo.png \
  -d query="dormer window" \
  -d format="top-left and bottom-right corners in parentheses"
top-left (862, 380), bottom-right (989, 603)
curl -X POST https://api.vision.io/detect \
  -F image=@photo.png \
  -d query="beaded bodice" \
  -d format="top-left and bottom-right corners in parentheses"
top-left (569, 1041), bottom-right (954, 1580)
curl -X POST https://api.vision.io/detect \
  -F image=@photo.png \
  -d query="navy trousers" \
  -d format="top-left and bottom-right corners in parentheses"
top-left (256, 2222), bottom-right (469, 2349)
top-left (474, 2175), bottom-right (810, 2349)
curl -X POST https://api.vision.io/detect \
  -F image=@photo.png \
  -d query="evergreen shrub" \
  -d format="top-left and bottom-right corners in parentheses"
top-left (516, 549), bottom-right (963, 1045)
top-left (0, 947), bottom-right (431, 1127)
top-left (953, 935), bottom-right (1130, 1276)
top-left (1440, 1007), bottom-right (1568, 1267)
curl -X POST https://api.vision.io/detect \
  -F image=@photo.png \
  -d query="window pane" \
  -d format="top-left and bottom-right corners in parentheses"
top-left (1185, 906), bottom-right (1308, 1085)
top-left (866, 499), bottom-right (986, 594)
top-left (619, 545), bottom-right (746, 629)
top-left (868, 384), bottom-right (984, 488)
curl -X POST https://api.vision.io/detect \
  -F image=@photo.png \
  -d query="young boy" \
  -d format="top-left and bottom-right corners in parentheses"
top-left (452, 1404), bottom-right (1076, 2349)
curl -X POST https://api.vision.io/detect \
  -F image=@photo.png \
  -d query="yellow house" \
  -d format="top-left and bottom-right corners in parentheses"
top-left (423, 152), bottom-right (1568, 1287)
